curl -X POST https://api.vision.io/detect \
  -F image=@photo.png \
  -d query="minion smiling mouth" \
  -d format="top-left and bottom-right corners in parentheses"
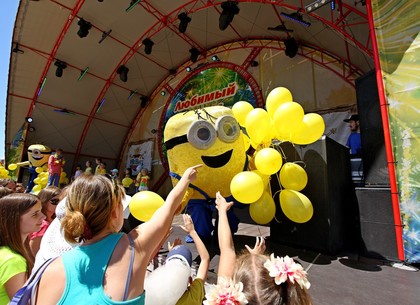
top-left (201, 149), bottom-right (233, 168)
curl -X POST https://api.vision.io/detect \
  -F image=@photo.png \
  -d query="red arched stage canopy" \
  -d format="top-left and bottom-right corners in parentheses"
top-left (5, 1), bottom-right (420, 262)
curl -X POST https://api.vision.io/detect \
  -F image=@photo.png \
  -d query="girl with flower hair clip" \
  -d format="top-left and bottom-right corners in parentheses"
top-left (204, 192), bottom-right (313, 305)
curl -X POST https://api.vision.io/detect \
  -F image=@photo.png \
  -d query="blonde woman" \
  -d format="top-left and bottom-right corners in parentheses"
top-left (35, 165), bottom-right (202, 305)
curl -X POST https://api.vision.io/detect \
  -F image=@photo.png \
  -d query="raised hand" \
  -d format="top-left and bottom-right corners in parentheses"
top-left (215, 191), bottom-right (234, 213)
top-left (168, 237), bottom-right (182, 251)
top-left (180, 214), bottom-right (195, 234)
top-left (245, 236), bottom-right (266, 255)
top-left (182, 164), bottom-right (203, 183)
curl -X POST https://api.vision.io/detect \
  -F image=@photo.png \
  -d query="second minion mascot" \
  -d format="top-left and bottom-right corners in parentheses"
top-left (164, 106), bottom-right (248, 241)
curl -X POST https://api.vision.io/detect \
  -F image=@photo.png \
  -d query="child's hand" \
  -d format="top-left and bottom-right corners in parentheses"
top-left (215, 191), bottom-right (233, 213)
top-left (180, 214), bottom-right (195, 234)
top-left (245, 236), bottom-right (266, 255)
top-left (168, 238), bottom-right (182, 251)
top-left (182, 164), bottom-right (202, 183)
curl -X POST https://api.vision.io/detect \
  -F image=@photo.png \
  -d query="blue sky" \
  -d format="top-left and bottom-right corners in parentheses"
top-left (0, 1), bottom-right (19, 160)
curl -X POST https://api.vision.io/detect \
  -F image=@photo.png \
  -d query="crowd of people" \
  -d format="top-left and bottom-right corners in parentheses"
top-left (0, 161), bottom-right (313, 304)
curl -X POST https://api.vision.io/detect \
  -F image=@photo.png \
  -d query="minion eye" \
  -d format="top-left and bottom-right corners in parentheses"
top-left (32, 149), bottom-right (41, 156)
top-left (187, 120), bottom-right (216, 150)
top-left (215, 115), bottom-right (240, 143)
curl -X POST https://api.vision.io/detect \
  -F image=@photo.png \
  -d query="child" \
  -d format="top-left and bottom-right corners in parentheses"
top-left (145, 214), bottom-right (210, 305)
top-left (72, 164), bottom-right (83, 181)
top-left (206, 192), bottom-right (313, 305)
top-left (136, 168), bottom-right (150, 191)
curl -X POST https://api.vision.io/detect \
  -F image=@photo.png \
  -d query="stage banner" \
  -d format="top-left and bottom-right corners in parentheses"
top-left (126, 139), bottom-right (154, 176)
top-left (163, 65), bottom-right (261, 125)
top-left (372, 0), bottom-right (420, 262)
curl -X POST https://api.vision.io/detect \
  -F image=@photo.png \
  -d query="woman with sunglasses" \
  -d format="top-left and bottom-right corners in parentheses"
top-left (0, 193), bottom-right (45, 305)
top-left (29, 186), bottom-right (62, 257)
top-left (34, 164), bottom-right (202, 305)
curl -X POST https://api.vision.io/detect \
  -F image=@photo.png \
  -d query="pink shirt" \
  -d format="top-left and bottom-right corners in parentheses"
top-left (48, 154), bottom-right (65, 174)
top-left (29, 219), bottom-right (50, 239)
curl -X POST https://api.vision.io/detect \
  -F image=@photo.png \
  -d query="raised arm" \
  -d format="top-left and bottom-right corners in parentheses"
top-left (133, 165), bottom-right (202, 261)
top-left (180, 214), bottom-right (210, 281)
top-left (215, 191), bottom-right (236, 281)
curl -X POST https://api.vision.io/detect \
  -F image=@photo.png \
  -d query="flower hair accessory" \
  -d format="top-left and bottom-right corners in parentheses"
top-left (204, 277), bottom-right (248, 305)
top-left (263, 254), bottom-right (311, 290)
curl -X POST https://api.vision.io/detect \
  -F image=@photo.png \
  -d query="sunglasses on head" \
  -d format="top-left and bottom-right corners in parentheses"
top-left (50, 198), bottom-right (60, 205)
top-left (104, 173), bottom-right (120, 196)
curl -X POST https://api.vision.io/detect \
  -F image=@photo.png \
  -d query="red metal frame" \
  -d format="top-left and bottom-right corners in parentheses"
top-left (19, 0), bottom-right (371, 174)
top-left (365, 1), bottom-right (404, 261)
top-left (24, 0), bottom-right (86, 133)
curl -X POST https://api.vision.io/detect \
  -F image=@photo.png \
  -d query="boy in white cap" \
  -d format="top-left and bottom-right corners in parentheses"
top-left (145, 214), bottom-right (210, 305)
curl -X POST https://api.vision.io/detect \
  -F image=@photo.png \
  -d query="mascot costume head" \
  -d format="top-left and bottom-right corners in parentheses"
top-left (163, 106), bottom-right (247, 239)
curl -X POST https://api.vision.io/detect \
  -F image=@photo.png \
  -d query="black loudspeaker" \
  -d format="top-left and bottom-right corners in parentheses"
top-left (284, 38), bottom-right (298, 58)
top-left (355, 187), bottom-right (399, 260)
top-left (356, 70), bottom-right (390, 186)
top-left (270, 137), bottom-right (359, 254)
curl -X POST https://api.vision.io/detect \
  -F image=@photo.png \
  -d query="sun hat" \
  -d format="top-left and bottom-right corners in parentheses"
top-left (166, 245), bottom-right (192, 267)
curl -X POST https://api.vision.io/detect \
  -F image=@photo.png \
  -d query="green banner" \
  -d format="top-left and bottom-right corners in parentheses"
top-left (372, 0), bottom-right (420, 262)
top-left (5, 123), bottom-right (28, 180)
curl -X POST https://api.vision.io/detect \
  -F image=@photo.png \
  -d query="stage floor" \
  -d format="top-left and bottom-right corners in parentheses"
top-left (162, 211), bottom-right (420, 305)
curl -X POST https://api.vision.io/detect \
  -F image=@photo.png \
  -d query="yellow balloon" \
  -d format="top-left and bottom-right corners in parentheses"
top-left (129, 191), bottom-right (165, 222)
top-left (122, 177), bottom-right (133, 188)
top-left (245, 108), bottom-right (270, 145)
top-left (254, 148), bottom-right (283, 175)
top-left (40, 176), bottom-right (48, 185)
top-left (232, 101), bottom-right (254, 126)
top-left (251, 169), bottom-right (270, 188)
top-left (273, 102), bottom-right (304, 135)
top-left (60, 172), bottom-right (67, 178)
top-left (241, 131), bottom-right (251, 151)
top-left (8, 164), bottom-right (17, 171)
top-left (279, 189), bottom-right (313, 223)
top-left (279, 163), bottom-right (308, 191)
top-left (35, 167), bottom-right (44, 174)
top-left (33, 177), bottom-right (41, 185)
top-left (230, 171), bottom-right (264, 204)
top-left (32, 184), bottom-right (42, 193)
top-left (266, 87), bottom-right (293, 118)
top-left (249, 191), bottom-right (276, 224)
top-left (291, 113), bottom-right (325, 145)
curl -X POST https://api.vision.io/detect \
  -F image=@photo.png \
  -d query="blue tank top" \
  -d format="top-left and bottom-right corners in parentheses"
top-left (57, 233), bottom-right (145, 305)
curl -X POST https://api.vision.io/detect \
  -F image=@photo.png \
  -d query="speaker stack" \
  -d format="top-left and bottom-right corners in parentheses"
top-left (270, 137), bottom-right (359, 255)
top-left (355, 70), bottom-right (398, 260)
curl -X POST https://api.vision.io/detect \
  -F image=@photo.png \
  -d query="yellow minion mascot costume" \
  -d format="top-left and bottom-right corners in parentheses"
top-left (164, 106), bottom-right (248, 241)
top-left (13, 144), bottom-right (51, 192)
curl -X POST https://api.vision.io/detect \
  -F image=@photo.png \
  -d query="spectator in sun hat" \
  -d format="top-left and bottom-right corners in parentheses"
top-left (110, 168), bottom-right (119, 179)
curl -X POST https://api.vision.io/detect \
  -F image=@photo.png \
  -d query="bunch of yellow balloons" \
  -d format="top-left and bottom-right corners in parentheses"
top-left (0, 165), bottom-right (12, 179)
top-left (232, 87), bottom-right (325, 147)
top-left (230, 87), bottom-right (323, 224)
